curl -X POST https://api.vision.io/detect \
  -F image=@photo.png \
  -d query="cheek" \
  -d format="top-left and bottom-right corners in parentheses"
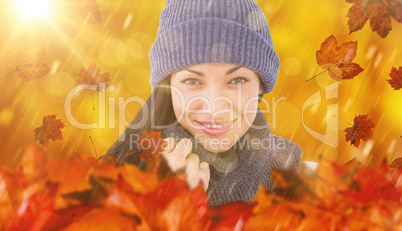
top-left (238, 91), bottom-right (260, 113)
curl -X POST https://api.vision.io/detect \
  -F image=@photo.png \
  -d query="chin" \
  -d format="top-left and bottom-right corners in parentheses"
top-left (203, 143), bottom-right (233, 153)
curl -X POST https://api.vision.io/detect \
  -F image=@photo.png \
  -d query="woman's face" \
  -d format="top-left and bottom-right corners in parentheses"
top-left (170, 63), bottom-right (263, 153)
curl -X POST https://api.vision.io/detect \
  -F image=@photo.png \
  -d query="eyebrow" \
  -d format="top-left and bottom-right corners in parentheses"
top-left (183, 65), bottom-right (243, 77)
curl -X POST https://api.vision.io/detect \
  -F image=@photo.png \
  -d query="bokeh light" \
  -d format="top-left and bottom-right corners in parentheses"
top-left (16, 0), bottom-right (49, 18)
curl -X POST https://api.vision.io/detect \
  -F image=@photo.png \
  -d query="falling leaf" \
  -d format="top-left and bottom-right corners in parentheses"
top-left (33, 114), bottom-right (65, 147)
top-left (346, 0), bottom-right (402, 38)
top-left (344, 114), bottom-right (376, 148)
top-left (389, 157), bottom-right (402, 169)
top-left (386, 66), bottom-right (402, 90)
top-left (307, 35), bottom-right (364, 82)
top-left (76, 63), bottom-right (110, 92)
top-left (3, 37), bottom-right (51, 80)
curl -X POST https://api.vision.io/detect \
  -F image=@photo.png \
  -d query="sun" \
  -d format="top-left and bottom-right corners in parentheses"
top-left (16, 0), bottom-right (49, 18)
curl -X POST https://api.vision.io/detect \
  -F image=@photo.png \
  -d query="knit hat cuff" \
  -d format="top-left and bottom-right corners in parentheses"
top-left (148, 17), bottom-right (280, 94)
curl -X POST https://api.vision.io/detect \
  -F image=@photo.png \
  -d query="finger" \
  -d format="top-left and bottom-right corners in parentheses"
top-left (199, 161), bottom-right (210, 176)
top-left (186, 153), bottom-right (200, 166)
top-left (175, 138), bottom-right (193, 158)
top-left (199, 161), bottom-right (210, 190)
top-left (162, 137), bottom-right (176, 153)
top-left (185, 158), bottom-right (200, 190)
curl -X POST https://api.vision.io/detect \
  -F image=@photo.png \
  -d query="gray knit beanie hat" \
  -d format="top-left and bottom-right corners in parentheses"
top-left (148, 0), bottom-right (280, 95)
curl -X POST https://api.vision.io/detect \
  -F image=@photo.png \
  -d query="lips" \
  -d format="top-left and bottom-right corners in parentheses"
top-left (195, 118), bottom-right (237, 136)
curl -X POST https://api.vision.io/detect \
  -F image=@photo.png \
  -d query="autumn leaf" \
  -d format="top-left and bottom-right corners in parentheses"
top-left (344, 114), bottom-right (375, 148)
top-left (17, 141), bottom-right (47, 182)
top-left (63, 207), bottom-right (140, 230)
top-left (244, 158), bottom-right (402, 230)
top-left (33, 114), bottom-right (65, 147)
top-left (342, 158), bottom-right (402, 204)
top-left (76, 63), bottom-right (110, 92)
top-left (386, 66), bottom-right (402, 90)
top-left (120, 129), bottom-right (166, 164)
top-left (2, 143), bottom-right (402, 230)
top-left (307, 35), bottom-right (364, 82)
top-left (389, 157), bottom-right (402, 169)
top-left (0, 166), bottom-right (27, 226)
top-left (346, 0), bottom-right (402, 38)
top-left (138, 130), bottom-right (166, 164)
top-left (3, 37), bottom-right (51, 80)
top-left (5, 183), bottom-right (94, 231)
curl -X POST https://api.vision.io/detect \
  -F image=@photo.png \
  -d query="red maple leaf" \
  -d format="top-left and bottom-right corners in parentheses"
top-left (344, 114), bottom-right (376, 148)
top-left (307, 35), bottom-right (364, 82)
top-left (76, 63), bottom-right (110, 92)
top-left (33, 114), bottom-right (65, 147)
top-left (346, 0), bottom-right (402, 38)
top-left (386, 66), bottom-right (402, 90)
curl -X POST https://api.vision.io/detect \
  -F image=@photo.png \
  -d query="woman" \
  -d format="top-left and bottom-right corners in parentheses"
top-left (101, 0), bottom-right (303, 207)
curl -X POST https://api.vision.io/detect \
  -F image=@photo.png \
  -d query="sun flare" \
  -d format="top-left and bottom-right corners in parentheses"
top-left (16, 0), bottom-right (49, 18)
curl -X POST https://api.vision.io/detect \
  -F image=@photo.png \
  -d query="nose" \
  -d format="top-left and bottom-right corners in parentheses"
top-left (202, 88), bottom-right (233, 117)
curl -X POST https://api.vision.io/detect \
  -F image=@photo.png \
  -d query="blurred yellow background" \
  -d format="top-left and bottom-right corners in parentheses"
top-left (0, 0), bottom-right (401, 169)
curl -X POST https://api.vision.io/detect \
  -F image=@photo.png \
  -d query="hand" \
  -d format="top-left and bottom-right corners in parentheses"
top-left (160, 137), bottom-right (210, 191)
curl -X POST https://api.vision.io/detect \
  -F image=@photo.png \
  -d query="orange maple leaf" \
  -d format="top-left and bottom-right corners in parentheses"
top-left (33, 114), bottom-right (65, 147)
top-left (307, 35), bottom-right (364, 82)
top-left (344, 114), bottom-right (375, 148)
top-left (76, 63), bottom-right (110, 92)
top-left (386, 66), bottom-right (402, 90)
top-left (138, 130), bottom-right (165, 164)
top-left (346, 0), bottom-right (402, 38)
top-left (3, 37), bottom-right (51, 80)
top-left (119, 130), bottom-right (166, 164)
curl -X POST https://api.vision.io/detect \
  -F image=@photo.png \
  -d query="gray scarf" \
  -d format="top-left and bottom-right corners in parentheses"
top-left (159, 107), bottom-right (302, 207)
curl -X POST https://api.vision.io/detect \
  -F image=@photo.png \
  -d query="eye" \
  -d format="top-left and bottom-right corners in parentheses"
top-left (181, 78), bottom-right (200, 85)
top-left (230, 77), bottom-right (249, 85)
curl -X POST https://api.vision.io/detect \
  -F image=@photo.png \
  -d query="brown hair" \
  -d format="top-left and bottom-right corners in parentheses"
top-left (101, 75), bottom-right (176, 164)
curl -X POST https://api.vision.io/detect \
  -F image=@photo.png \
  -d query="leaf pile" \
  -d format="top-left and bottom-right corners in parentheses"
top-left (1, 143), bottom-right (401, 230)
top-left (243, 158), bottom-right (402, 230)
top-left (1, 142), bottom-right (253, 230)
